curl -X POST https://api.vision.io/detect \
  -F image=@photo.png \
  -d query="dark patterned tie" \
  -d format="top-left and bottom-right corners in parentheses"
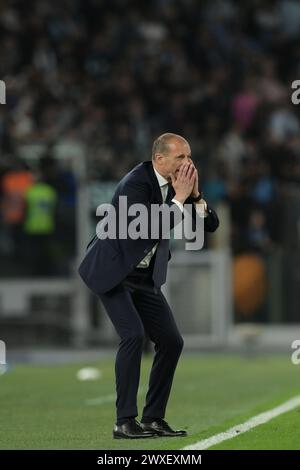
top-left (152, 183), bottom-right (173, 288)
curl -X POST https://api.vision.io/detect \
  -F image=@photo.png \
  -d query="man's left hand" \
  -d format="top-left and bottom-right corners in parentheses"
top-left (190, 165), bottom-right (200, 198)
top-left (189, 165), bottom-right (208, 214)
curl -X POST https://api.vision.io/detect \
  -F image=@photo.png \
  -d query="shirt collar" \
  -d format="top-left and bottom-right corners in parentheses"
top-left (153, 165), bottom-right (169, 188)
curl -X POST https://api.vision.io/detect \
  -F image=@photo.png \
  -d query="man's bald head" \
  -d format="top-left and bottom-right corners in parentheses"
top-left (152, 133), bottom-right (188, 160)
top-left (151, 133), bottom-right (192, 181)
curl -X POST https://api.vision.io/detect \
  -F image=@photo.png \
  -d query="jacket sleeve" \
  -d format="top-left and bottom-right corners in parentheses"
top-left (184, 197), bottom-right (219, 233)
top-left (204, 206), bottom-right (219, 232)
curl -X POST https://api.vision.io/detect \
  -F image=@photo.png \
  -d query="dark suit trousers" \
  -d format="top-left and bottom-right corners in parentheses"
top-left (99, 255), bottom-right (184, 422)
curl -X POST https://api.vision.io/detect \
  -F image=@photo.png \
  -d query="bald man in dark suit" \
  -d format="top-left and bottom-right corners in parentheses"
top-left (79, 133), bottom-right (219, 439)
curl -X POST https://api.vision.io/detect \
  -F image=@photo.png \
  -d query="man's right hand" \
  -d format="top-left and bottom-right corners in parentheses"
top-left (170, 163), bottom-right (196, 204)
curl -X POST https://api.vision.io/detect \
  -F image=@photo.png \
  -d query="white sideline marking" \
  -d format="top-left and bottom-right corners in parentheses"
top-left (182, 395), bottom-right (300, 450)
top-left (85, 386), bottom-right (145, 406)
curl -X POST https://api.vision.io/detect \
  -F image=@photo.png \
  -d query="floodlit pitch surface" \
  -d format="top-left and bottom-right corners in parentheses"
top-left (0, 354), bottom-right (299, 450)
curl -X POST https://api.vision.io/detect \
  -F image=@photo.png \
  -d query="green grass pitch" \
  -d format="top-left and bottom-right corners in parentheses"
top-left (0, 354), bottom-right (299, 450)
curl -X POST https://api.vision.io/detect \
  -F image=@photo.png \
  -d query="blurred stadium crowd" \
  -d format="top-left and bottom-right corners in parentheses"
top-left (0, 0), bottom-right (299, 278)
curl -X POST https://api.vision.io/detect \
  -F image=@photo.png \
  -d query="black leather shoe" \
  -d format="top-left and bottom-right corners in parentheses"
top-left (140, 419), bottom-right (187, 437)
top-left (113, 419), bottom-right (156, 439)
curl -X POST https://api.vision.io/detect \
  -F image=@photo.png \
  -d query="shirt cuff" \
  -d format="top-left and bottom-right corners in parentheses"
top-left (171, 198), bottom-right (184, 212)
top-left (195, 201), bottom-right (208, 218)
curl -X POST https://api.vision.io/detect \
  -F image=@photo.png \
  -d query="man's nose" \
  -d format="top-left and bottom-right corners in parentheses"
top-left (179, 157), bottom-right (192, 168)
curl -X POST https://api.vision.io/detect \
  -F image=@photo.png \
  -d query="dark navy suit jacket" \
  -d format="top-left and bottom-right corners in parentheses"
top-left (78, 161), bottom-right (219, 295)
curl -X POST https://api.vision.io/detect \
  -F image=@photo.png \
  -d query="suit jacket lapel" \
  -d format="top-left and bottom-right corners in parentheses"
top-left (142, 161), bottom-right (176, 204)
top-left (143, 161), bottom-right (163, 204)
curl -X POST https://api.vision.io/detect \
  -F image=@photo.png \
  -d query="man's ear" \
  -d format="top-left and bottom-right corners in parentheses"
top-left (155, 153), bottom-right (164, 165)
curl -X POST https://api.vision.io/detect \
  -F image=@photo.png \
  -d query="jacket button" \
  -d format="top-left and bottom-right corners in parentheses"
top-left (144, 248), bottom-right (149, 254)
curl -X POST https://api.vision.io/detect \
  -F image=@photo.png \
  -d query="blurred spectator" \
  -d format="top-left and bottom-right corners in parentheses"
top-left (231, 76), bottom-right (260, 132)
top-left (23, 169), bottom-right (58, 276)
top-left (0, 158), bottom-right (33, 258)
top-left (246, 209), bottom-right (273, 254)
top-left (267, 103), bottom-right (300, 143)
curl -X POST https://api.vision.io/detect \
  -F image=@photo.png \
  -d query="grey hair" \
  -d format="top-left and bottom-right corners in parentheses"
top-left (151, 133), bottom-right (186, 160)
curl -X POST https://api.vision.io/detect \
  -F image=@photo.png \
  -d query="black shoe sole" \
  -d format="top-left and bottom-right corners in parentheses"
top-left (140, 427), bottom-right (187, 437)
top-left (153, 432), bottom-right (187, 437)
top-left (113, 433), bottom-right (156, 439)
